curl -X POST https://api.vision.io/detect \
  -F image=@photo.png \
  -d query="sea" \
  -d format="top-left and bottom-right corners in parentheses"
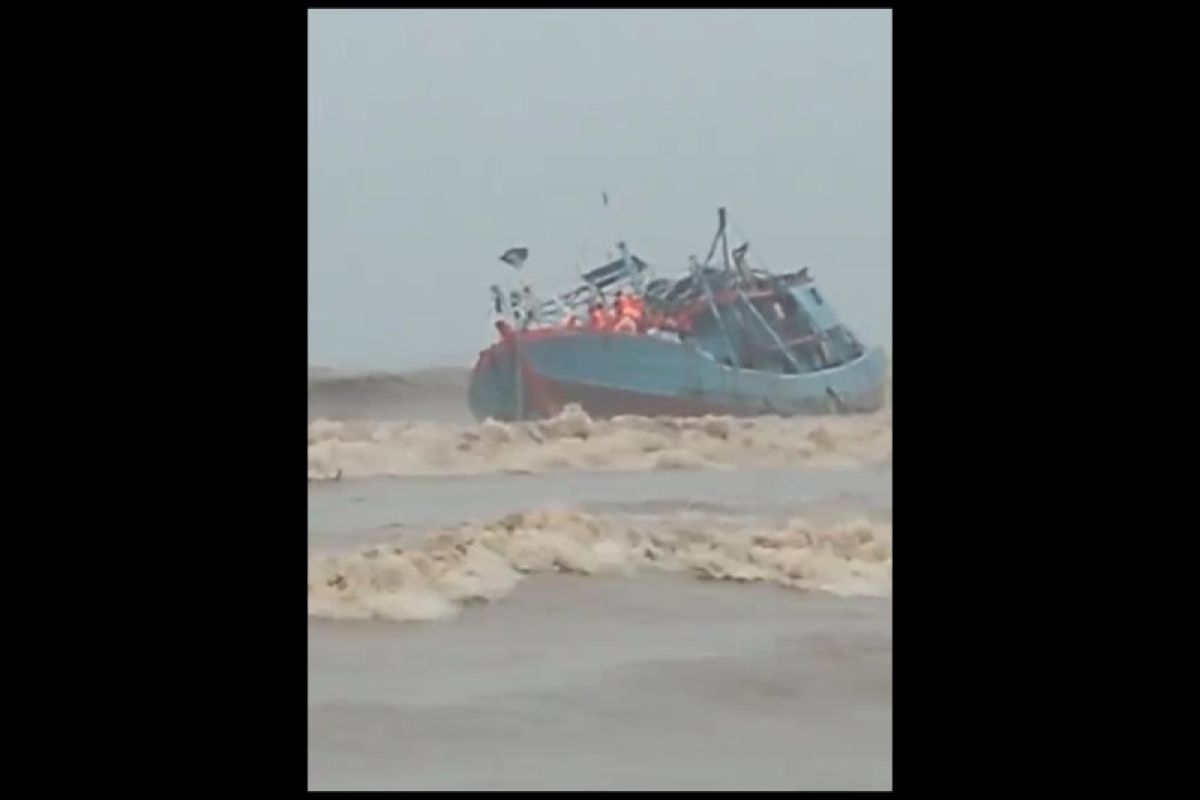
top-left (307, 365), bottom-right (893, 790)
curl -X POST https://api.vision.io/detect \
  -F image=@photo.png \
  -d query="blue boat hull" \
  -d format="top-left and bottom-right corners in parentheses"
top-left (467, 329), bottom-right (887, 422)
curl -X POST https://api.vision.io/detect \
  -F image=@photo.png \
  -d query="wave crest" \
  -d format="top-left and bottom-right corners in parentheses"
top-left (308, 404), bottom-right (891, 481)
top-left (308, 507), bottom-right (892, 622)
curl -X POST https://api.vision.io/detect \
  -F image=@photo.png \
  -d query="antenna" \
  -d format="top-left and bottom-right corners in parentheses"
top-left (719, 207), bottom-right (733, 273)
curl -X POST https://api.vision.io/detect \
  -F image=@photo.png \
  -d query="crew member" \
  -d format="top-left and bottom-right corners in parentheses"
top-left (612, 290), bottom-right (639, 334)
top-left (612, 290), bottom-right (626, 322)
top-left (588, 302), bottom-right (609, 329)
top-left (629, 293), bottom-right (647, 332)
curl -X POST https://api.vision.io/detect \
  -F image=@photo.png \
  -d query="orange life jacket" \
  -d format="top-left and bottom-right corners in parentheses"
top-left (613, 315), bottom-right (637, 333)
top-left (616, 294), bottom-right (643, 323)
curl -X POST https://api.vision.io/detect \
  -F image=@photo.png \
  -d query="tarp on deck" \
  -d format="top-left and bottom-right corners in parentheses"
top-left (581, 255), bottom-right (650, 290)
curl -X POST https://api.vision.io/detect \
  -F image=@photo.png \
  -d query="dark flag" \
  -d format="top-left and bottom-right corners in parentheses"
top-left (499, 247), bottom-right (529, 269)
top-left (602, 192), bottom-right (609, 206)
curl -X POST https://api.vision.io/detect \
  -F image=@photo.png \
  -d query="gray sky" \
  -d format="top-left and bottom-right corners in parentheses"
top-left (309, 9), bottom-right (891, 371)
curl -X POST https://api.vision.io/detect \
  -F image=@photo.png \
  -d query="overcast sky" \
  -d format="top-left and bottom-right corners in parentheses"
top-left (309, 9), bottom-right (891, 371)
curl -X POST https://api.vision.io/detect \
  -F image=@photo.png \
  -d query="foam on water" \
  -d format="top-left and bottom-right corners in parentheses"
top-left (308, 507), bottom-right (892, 622)
top-left (308, 403), bottom-right (891, 481)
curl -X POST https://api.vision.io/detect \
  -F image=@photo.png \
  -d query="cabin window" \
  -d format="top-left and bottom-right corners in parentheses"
top-left (755, 294), bottom-right (799, 323)
top-left (777, 295), bottom-right (811, 337)
top-left (809, 288), bottom-right (824, 306)
top-left (826, 326), bottom-right (864, 362)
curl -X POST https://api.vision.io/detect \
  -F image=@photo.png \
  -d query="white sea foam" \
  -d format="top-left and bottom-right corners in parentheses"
top-left (309, 507), bottom-right (892, 622)
top-left (308, 404), bottom-right (891, 481)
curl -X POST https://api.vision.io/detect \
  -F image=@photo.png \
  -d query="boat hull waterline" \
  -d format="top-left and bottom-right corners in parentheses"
top-left (468, 328), bottom-right (887, 422)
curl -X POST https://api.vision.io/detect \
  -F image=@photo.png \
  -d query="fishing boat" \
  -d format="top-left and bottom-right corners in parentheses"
top-left (468, 208), bottom-right (887, 421)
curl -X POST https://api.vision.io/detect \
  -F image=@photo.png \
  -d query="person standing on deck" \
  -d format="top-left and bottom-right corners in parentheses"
top-left (629, 294), bottom-right (647, 332)
top-left (612, 290), bottom-right (640, 334)
top-left (588, 302), bottom-right (610, 330)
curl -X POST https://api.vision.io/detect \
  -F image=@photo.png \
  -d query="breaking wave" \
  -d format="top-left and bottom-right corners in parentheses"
top-left (308, 507), bottom-right (892, 622)
top-left (308, 404), bottom-right (891, 481)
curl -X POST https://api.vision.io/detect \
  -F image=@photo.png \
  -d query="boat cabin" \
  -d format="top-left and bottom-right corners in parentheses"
top-left (488, 209), bottom-right (869, 378)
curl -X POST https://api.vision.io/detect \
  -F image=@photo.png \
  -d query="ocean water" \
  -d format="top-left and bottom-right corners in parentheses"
top-left (308, 366), bottom-right (892, 790)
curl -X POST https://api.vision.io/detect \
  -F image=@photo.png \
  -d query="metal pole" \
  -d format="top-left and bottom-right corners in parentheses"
top-left (692, 258), bottom-right (740, 370)
top-left (719, 208), bottom-right (733, 274)
top-left (735, 290), bottom-right (804, 373)
top-left (701, 208), bottom-right (727, 268)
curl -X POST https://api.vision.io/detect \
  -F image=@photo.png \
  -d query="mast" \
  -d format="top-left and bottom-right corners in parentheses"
top-left (691, 255), bottom-right (741, 370)
top-left (716, 208), bottom-right (802, 371)
top-left (702, 214), bottom-right (723, 267)
top-left (719, 207), bottom-right (733, 274)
